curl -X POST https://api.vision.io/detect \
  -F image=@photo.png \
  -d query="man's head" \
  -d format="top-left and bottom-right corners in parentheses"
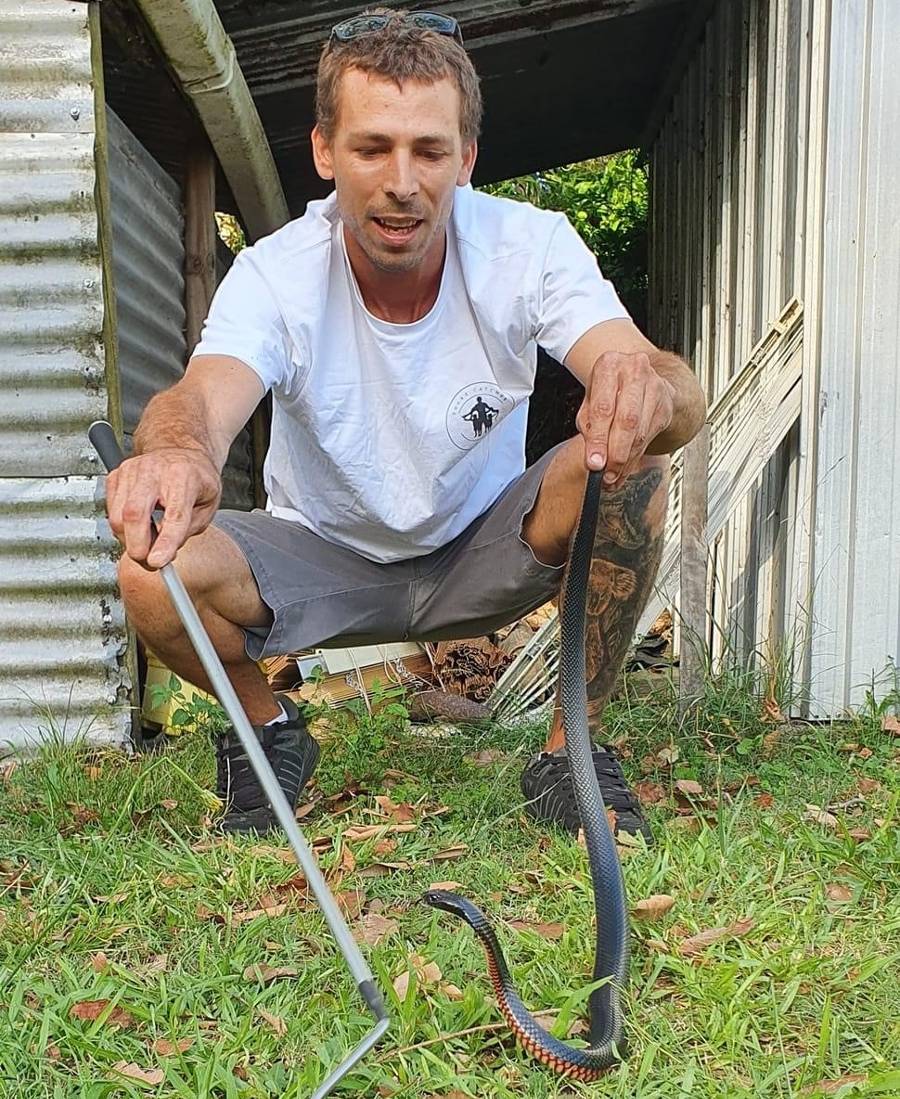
top-left (311, 7), bottom-right (482, 274)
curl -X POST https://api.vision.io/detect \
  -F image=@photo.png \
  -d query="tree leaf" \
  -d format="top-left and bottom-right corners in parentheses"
top-left (632, 894), bottom-right (676, 921)
top-left (242, 963), bottom-right (298, 985)
top-left (825, 883), bottom-right (853, 903)
top-left (353, 912), bottom-right (399, 946)
top-left (152, 1037), bottom-right (193, 1055)
top-left (258, 1008), bottom-right (287, 1036)
top-left (678, 918), bottom-right (754, 955)
top-left (69, 999), bottom-right (135, 1028)
top-left (509, 919), bottom-right (565, 939)
top-left (110, 1061), bottom-right (164, 1085)
top-left (675, 779), bottom-right (704, 796)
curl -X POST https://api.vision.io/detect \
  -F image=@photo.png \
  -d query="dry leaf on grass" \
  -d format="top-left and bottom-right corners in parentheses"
top-left (881, 714), bottom-right (900, 736)
top-left (431, 844), bottom-right (468, 861)
top-left (754, 792), bottom-right (775, 808)
top-left (337, 888), bottom-right (367, 920)
top-left (153, 1037), bottom-right (193, 1055)
top-left (353, 912), bottom-right (399, 946)
top-left (468, 748), bottom-right (505, 766)
top-left (856, 777), bottom-right (881, 795)
top-left (110, 1062), bottom-right (164, 1085)
top-left (800, 1074), bottom-right (867, 1096)
top-left (343, 823), bottom-right (416, 842)
top-left (825, 883), bottom-right (853, 904)
top-left (656, 746), bottom-right (679, 766)
top-left (69, 999), bottom-right (135, 1029)
top-left (674, 779), bottom-right (704, 796)
top-left (373, 795), bottom-right (417, 823)
top-left (242, 963), bottom-right (298, 985)
top-left (258, 1008), bottom-right (287, 1036)
top-left (632, 894), bottom-right (676, 921)
top-left (678, 918), bottom-right (755, 955)
top-left (803, 804), bottom-right (840, 830)
top-left (634, 780), bottom-right (665, 805)
top-left (89, 951), bottom-right (109, 972)
top-left (393, 953), bottom-right (443, 1000)
top-left (428, 880), bottom-right (462, 891)
top-left (509, 919), bottom-right (565, 939)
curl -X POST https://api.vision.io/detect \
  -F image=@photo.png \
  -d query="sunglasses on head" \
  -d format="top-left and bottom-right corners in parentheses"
top-left (329, 11), bottom-right (464, 46)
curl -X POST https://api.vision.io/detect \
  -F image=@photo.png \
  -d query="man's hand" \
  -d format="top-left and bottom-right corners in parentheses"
top-left (106, 448), bottom-right (222, 569)
top-left (575, 350), bottom-right (675, 486)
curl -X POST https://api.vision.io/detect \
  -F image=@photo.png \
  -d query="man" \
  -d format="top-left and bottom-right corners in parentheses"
top-left (107, 8), bottom-right (706, 836)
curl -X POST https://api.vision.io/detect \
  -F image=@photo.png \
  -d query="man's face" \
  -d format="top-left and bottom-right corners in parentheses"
top-left (312, 69), bottom-right (477, 274)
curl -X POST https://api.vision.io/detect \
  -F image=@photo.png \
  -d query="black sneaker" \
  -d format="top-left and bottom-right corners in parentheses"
top-left (215, 694), bottom-right (320, 835)
top-left (520, 745), bottom-right (653, 844)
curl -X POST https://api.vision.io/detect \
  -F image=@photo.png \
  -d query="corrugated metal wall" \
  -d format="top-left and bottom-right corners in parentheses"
top-left (108, 109), bottom-right (254, 511)
top-left (0, 1), bottom-right (130, 749)
top-left (648, 0), bottom-right (829, 689)
top-left (809, 0), bottom-right (900, 714)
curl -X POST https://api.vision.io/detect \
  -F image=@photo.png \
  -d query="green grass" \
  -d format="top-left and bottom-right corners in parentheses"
top-left (1, 675), bottom-right (899, 1098)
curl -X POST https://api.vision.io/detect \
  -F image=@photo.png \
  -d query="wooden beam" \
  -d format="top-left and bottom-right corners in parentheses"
top-left (183, 137), bottom-right (216, 356)
top-left (678, 424), bottom-right (710, 712)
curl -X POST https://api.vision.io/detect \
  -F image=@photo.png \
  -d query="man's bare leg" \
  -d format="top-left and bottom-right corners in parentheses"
top-left (522, 438), bottom-right (669, 751)
top-left (118, 525), bottom-right (280, 725)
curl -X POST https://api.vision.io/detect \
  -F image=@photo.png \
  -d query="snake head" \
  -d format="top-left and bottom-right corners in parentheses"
top-left (421, 888), bottom-right (471, 916)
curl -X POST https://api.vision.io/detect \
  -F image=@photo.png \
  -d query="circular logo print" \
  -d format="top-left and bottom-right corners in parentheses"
top-left (446, 382), bottom-right (514, 451)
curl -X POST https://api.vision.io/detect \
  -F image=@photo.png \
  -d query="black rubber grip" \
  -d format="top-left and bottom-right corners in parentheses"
top-left (88, 420), bottom-right (125, 473)
top-left (358, 979), bottom-right (388, 1022)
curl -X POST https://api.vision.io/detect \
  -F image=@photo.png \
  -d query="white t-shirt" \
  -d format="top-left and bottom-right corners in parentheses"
top-left (194, 185), bottom-right (628, 563)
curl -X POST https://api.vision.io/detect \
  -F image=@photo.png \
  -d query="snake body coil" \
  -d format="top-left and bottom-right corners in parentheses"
top-left (424, 469), bottom-right (629, 1078)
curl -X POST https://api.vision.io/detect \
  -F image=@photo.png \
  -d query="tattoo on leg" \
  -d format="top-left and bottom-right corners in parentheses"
top-left (580, 467), bottom-right (666, 731)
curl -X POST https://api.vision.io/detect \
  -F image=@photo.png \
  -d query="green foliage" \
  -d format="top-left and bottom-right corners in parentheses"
top-left (481, 151), bottom-right (649, 321)
top-left (147, 672), bottom-right (228, 737)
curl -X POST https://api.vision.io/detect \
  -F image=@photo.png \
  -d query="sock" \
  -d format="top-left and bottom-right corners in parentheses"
top-left (263, 701), bottom-right (289, 726)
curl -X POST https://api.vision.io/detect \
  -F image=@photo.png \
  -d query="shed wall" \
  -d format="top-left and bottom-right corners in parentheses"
top-left (809, 0), bottom-right (900, 713)
top-left (648, 0), bottom-right (828, 691)
top-left (0, 0), bottom-right (129, 749)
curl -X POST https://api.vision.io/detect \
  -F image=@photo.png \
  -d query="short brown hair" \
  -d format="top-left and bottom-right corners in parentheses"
top-left (316, 6), bottom-right (483, 144)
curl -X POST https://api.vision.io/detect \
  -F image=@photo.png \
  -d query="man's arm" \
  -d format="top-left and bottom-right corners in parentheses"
top-left (564, 317), bottom-right (707, 484)
top-left (108, 355), bottom-right (264, 567)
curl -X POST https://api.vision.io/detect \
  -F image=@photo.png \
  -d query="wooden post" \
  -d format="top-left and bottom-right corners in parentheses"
top-left (183, 138), bottom-right (217, 356)
top-left (678, 424), bottom-right (710, 713)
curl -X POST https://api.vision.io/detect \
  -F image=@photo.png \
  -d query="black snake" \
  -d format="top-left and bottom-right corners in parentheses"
top-left (423, 469), bottom-right (630, 1079)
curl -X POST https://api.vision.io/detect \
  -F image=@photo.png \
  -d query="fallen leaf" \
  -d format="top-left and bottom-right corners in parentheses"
top-left (159, 798), bottom-right (178, 811)
top-left (353, 912), bottom-right (399, 946)
top-left (337, 843), bottom-right (357, 874)
top-left (343, 824), bottom-right (416, 842)
top-left (153, 1037), bottom-right (193, 1055)
top-left (754, 792), bottom-right (775, 808)
top-left (372, 838), bottom-right (397, 856)
top-left (858, 747), bottom-right (873, 760)
top-left (393, 953), bottom-right (443, 1000)
top-left (634, 780), bottom-right (665, 805)
top-left (93, 891), bottom-right (129, 904)
top-left (469, 749), bottom-right (505, 765)
top-left (69, 999), bottom-right (135, 1029)
top-left (295, 801), bottom-right (317, 820)
top-left (509, 919), bottom-right (565, 939)
top-left (632, 894), bottom-right (676, 921)
top-left (800, 1074), bottom-right (867, 1096)
top-left (656, 746), bottom-right (679, 766)
top-left (46, 1044), bottom-right (61, 1059)
top-left (242, 963), bottom-right (298, 985)
top-left (337, 888), bottom-right (367, 920)
top-left (373, 795), bottom-right (417, 823)
top-left (825, 883), bottom-right (853, 903)
top-left (144, 954), bottom-right (169, 974)
top-left (431, 844), bottom-right (468, 861)
top-left (195, 904), bottom-right (227, 924)
top-left (234, 903), bottom-right (290, 922)
top-left (440, 982), bottom-right (464, 1001)
top-left (678, 918), bottom-right (754, 955)
top-left (762, 729), bottom-right (781, 756)
top-left (158, 873), bottom-right (191, 888)
top-left (803, 804), bottom-right (839, 830)
top-left (428, 881), bottom-right (462, 891)
top-left (856, 778), bottom-right (881, 794)
top-left (675, 779), bottom-right (704, 796)
top-left (110, 1062), bottom-right (164, 1085)
top-left (89, 951), bottom-right (109, 972)
top-left (881, 714), bottom-right (900, 736)
top-left (848, 828), bottom-right (871, 842)
top-left (762, 696), bottom-right (785, 723)
top-left (258, 1008), bottom-right (287, 1036)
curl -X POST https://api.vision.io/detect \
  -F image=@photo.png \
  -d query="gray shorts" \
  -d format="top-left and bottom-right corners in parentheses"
top-left (212, 442), bottom-right (565, 661)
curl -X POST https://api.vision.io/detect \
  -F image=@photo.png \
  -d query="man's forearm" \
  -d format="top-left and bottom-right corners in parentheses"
top-left (646, 351), bottom-right (707, 455)
top-left (133, 385), bottom-right (226, 472)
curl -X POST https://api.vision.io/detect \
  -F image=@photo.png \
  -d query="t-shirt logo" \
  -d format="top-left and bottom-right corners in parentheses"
top-left (446, 383), bottom-right (514, 450)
